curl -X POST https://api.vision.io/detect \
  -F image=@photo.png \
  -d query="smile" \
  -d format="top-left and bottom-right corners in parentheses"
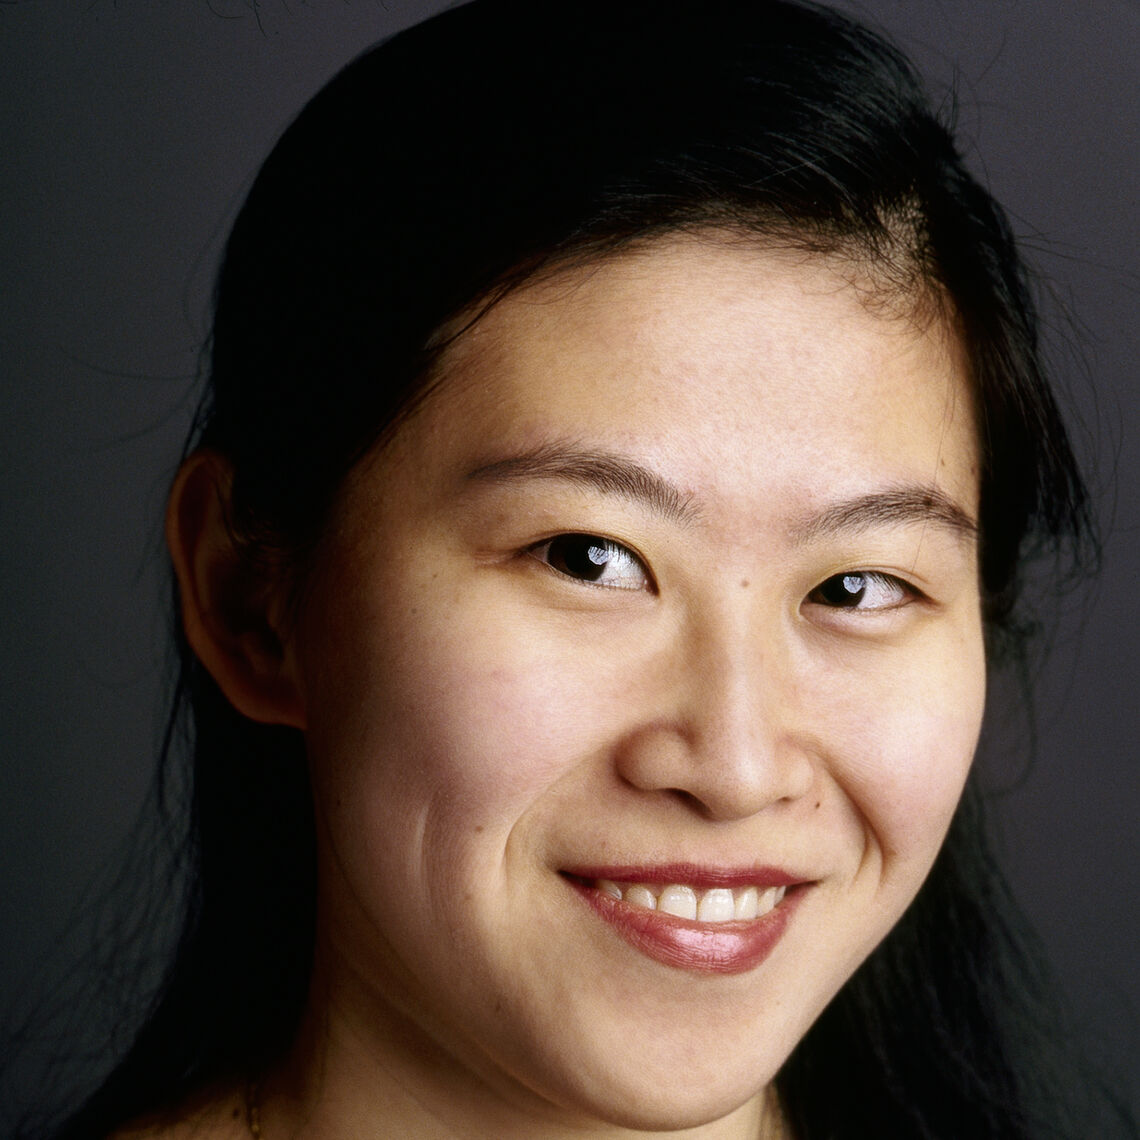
top-left (562, 868), bottom-right (804, 975)
top-left (595, 879), bottom-right (787, 922)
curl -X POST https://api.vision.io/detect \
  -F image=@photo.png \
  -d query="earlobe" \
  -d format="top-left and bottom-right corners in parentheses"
top-left (166, 451), bottom-right (306, 729)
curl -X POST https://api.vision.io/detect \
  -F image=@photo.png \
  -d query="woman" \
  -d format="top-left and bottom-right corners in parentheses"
top-left (14, 1), bottom-right (1135, 1136)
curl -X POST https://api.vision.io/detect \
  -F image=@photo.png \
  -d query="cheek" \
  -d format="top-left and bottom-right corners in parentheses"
top-left (820, 632), bottom-right (986, 872)
top-left (297, 568), bottom-right (620, 877)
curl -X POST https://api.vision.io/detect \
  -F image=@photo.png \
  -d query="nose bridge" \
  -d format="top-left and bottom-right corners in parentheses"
top-left (616, 596), bottom-right (817, 820)
top-left (694, 615), bottom-right (772, 763)
top-left (689, 603), bottom-right (795, 769)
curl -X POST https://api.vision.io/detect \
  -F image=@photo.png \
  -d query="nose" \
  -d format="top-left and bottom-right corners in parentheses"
top-left (613, 609), bottom-right (816, 821)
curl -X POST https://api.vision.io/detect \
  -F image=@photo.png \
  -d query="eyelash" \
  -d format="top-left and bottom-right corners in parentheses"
top-left (804, 571), bottom-right (915, 613)
top-left (529, 533), bottom-right (919, 613)
top-left (529, 534), bottom-right (653, 591)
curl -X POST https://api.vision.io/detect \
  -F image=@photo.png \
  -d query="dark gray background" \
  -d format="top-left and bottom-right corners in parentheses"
top-left (2, 0), bottom-right (1137, 1123)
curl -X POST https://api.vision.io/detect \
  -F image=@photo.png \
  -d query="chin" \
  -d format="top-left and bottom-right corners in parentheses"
top-left (506, 1029), bottom-right (785, 1133)
top-left (578, 1080), bottom-right (771, 1133)
top-left (542, 1080), bottom-right (766, 1134)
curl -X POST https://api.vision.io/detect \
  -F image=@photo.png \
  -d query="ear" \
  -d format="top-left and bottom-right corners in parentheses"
top-left (166, 451), bottom-right (306, 729)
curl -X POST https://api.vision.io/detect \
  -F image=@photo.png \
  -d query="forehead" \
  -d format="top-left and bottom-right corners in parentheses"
top-left (406, 237), bottom-right (978, 521)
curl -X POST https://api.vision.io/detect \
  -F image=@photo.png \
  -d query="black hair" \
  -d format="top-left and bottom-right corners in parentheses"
top-left (27, 1), bottom-right (1132, 1137)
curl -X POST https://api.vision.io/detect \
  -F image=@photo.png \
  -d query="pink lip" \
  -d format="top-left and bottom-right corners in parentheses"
top-left (562, 866), bottom-right (807, 975)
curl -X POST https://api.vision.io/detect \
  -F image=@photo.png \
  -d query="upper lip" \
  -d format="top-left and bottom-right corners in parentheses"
top-left (561, 863), bottom-right (808, 889)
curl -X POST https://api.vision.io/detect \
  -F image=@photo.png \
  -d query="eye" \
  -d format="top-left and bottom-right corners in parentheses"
top-left (807, 571), bottom-right (911, 612)
top-left (531, 534), bottom-right (651, 591)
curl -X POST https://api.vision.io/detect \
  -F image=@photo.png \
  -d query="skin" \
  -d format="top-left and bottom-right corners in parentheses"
top-left (167, 236), bottom-right (986, 1138)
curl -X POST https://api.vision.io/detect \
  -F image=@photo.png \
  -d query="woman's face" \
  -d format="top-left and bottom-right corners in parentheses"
top-left (286, 238), bottom-right (985, 1132)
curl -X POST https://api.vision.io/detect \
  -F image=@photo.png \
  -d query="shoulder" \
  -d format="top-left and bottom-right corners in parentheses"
top-left (109, 1086), bottom-right (250, 1140)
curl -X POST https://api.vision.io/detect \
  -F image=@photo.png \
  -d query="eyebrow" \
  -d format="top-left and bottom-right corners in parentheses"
top-left (464, 442), bottom-right (976, 542)
top-left (792, 486), bottom-right (978, 543)
top-left (464, 443), bottom-right (700, 524)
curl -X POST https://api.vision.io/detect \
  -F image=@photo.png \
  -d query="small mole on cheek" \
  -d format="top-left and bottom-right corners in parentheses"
top-left (474, 825), bottom-right (484, 833)
top-left (814, 801), bottom-right (821, 810)
top-left (740, 579), bottom-right (750, 589)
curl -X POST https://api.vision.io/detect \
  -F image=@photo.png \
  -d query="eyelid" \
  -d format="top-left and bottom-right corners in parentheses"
top-left (805, 569), bottom-right (922, 613)
top-left (527, 533), bottom-right (655, 592)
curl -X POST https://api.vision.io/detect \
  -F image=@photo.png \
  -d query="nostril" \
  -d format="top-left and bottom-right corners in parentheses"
top-left (668, 787), bottom-right (706, 814)
top-left (613, 716), bottom-right (816, 821)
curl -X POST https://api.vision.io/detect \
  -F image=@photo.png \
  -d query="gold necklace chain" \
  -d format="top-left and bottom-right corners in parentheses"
top-left (244, 1081), bottom-right (263, 1139)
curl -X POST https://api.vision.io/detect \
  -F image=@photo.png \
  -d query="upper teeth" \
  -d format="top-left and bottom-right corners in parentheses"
top-left (596, 880), bottom-right (786, 922)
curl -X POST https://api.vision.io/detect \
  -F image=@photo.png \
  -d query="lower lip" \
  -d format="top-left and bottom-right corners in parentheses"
top-left (566, 877), bottom-right (802, 975)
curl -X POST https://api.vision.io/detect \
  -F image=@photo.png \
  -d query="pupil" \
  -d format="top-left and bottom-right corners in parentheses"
top-left (552, 536), bottom-right (611, 581)
top-left (817, 573), bottom-right (866, 606)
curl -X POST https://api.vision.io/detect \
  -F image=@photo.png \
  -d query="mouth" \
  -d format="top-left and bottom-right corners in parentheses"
top-left (561, 867), bottom-right (805, 975)
top-left (593, 879), bottom-right (786, 921)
